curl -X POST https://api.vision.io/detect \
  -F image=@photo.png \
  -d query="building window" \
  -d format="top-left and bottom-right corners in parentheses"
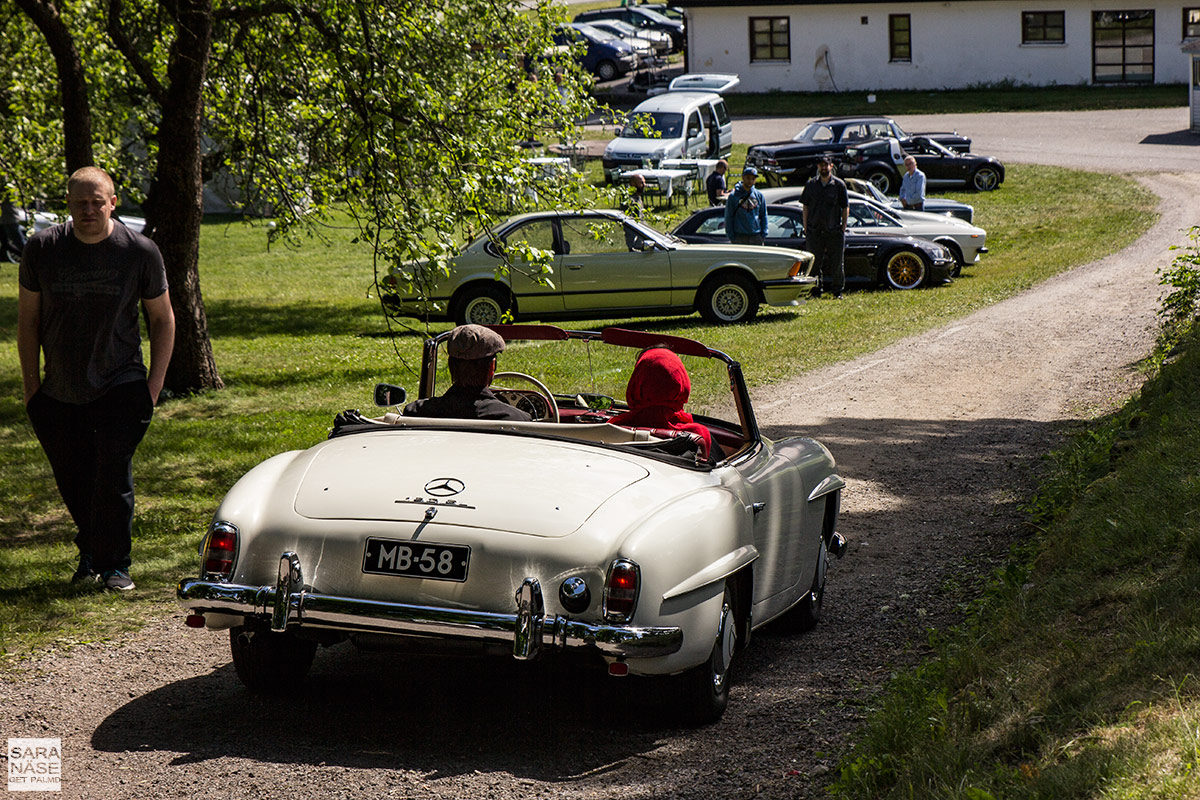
top-left (750, 17), bottom-right (790, 62)
top-left (889, 15), bottom-right (911, 62)
top-left (1185, 8), bottom-right (1200, 39)
top-left (1023, 11), bottom-right (1065, 43)
top-left (1093, 10), bottom-right (1155, 83)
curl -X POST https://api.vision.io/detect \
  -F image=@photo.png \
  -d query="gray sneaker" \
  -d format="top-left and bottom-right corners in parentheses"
top-left (102, 569), bottom-right (135, 592)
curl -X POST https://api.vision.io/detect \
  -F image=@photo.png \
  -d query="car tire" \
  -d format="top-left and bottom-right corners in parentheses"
top-left (883, 249), bottom-right (927, 290)
top-left (938, 240), bottom-right (965, 277)
top-left (229, 626), bottom-right (317, 694)
top-left (866, 169), bottom-right (895, 195)
top-left (453, 284), bottom-right (512, 326)
top-left (971, 166), bottom-right (1001, 191)
top-left (676, 584), bottom-right (736, 725)
top-left (595, 60), bottom-right (618, 82)
top-left (698, 273), bottom-right (759, 324)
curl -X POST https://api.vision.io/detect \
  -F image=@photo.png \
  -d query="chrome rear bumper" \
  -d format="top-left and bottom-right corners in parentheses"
top-left (178, 551), bottom-right (683, 661)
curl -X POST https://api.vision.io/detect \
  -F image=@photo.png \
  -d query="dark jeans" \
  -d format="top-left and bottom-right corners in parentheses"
top-left (26, 380), bottom-right (154, 573)
top-left (731, 233), bottom-right (765, 246)
top-left (808, 227), bottom-right (846, 295)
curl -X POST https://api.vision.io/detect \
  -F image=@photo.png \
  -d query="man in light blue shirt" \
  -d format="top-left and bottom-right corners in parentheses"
top-left (899, 155), bottom-right (926, 211)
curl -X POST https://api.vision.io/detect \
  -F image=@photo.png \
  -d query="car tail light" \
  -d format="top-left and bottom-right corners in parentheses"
top-left (201, 521), bottom-right (238, 580)
top-left (603, 559), bottom-right (640, 623)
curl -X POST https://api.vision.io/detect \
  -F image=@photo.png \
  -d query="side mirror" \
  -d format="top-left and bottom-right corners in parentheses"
top-left (374, 383), bottom-right (407, 407)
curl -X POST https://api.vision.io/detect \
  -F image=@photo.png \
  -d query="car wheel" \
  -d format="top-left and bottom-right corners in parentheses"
top-left (698, 273), bottom-right (759, 324)
top-left (883, 249), bottom-right (927, 290)
top-left (971, 166), bottom-right (1001, 191)
top-left (676, 584), bottom-right (736, 724)
top-left (596, 60), bottom-right (618, 81)
top-left (229, 626), bottom-right (317, 694)
top-left (454, 284), bottom-right (512, 326)
top-left (866, 169), bottom-right (894, 195)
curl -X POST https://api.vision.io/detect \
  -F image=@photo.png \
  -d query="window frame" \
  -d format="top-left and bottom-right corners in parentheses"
top-left (1092, 10), bottom-right (1155, 84)
top-left (889, 14), bottom-right (912, 63)
top-left (1185, 8), bottom-right (1200, 39)
top-left (1022, 10), bottom-right (1066, 44)
top-left (749, 16), bottom-right (791, 63)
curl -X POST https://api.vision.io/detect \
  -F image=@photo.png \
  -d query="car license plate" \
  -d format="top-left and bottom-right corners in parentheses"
top-left (362, 537), bottom-right (470, 582)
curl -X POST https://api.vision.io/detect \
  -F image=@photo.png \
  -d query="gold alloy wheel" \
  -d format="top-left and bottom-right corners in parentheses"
top-left (885, 250), bottom-right (926, 290)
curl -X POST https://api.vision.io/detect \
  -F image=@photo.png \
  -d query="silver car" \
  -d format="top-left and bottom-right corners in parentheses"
top-left (384, 210), bottom-right (815, 325)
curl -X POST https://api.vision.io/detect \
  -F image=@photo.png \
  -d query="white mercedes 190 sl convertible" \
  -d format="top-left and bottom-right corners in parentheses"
top-left (178, 325), bottom-right (845, 722)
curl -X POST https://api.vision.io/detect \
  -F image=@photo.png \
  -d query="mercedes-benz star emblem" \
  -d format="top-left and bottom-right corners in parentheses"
top-left (424, 477), bottom-right (466, 497)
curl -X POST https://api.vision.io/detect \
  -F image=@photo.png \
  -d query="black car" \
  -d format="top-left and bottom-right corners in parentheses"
top-left (574, 6), bottom-right (685, 52)
top-left (841, 136), bottom-right (1005, 193)
top-left (672, 204), bottom-right (955, 291)
top-left (745, 116), bottom-right (972, 187)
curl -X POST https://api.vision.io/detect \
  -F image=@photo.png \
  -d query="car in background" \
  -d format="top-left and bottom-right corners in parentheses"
top-left (647, 72), bottom-right (739, 97)
top-left (639, 3), bottom-right (683, 21)
top-left (584, 18), bottom-right (672, 57)
top-left (382, 209), bottom-right (815, 325)
top-left (745, 116), bottom-right (972, 187)
top-left (672, 204), bottom-right (955, 290)
top-left (177, 324), bottom-right (846, 723)
top-left (557, 23), bottom-right (640, 81)
top-left (842, 178), bottom-right (974, 223)
top-left (574, 6), bottom-right (685, 52)
top-left (841, 136), bottom-right (1005, 193)
top-left (761, 181), bottom-right (975, 224)
top-left (755, 188), bottom-right (988, 272)
top-left (603, 90), bottom-right (732, 173)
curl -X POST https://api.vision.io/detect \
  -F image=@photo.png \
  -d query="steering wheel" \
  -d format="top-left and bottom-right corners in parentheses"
top-left (492, 371), bottom-right (560, 423)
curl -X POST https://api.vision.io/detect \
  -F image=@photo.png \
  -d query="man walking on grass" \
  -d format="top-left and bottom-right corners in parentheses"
top-left (18, 167), bottom-right (174, 592)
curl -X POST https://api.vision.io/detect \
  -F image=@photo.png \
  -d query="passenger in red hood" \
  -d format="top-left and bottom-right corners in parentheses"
top-left (609, 347), bottom-right (712, 458)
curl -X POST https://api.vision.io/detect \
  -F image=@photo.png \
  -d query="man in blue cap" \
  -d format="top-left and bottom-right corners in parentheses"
top-left (723, 166), bottom-right (767, 246)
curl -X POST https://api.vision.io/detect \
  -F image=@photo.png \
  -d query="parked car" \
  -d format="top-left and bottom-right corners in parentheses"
top-left (842, 178), bottom-right (975, 224)
top-left (603, 91), bottom-right (732, 173)
top-left (842, 136), bottom-right (1005, 193)
top-left (584, 18), bottom-right (672, 56)
top-left (845, 196), bottom-right (988, 272)
top-left (647, 72), bottom-right (740, 97)
top-left (381, 209), bottom-right (815, 325)
top-left (177, 324), bottom-right (847, 723)
top-left (760, 181), bottom-right (975, 224)
top-left (672, 203), bottom-right (955, 290)
top-left (574, 6), bottom-right (684, 52)
top-left (745, 116), bottom-right (972, 187)
top-left (638, 3), bottom-right (683, 21)
top-left (556, 24), bottom-right (639, 81)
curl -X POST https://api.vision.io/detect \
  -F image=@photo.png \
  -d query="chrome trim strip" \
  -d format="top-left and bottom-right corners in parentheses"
top-left (178, 577), bottom-right (683, 659)
top-left (808, 473), bottom-right (846, 503)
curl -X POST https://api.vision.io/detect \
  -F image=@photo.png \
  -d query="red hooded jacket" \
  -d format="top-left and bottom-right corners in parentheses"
top-left (609, 348), bottom-right (712, 458)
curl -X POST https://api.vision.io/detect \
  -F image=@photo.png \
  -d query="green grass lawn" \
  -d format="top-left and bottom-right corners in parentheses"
top-left (0, 163), bottom-right (1156, 663)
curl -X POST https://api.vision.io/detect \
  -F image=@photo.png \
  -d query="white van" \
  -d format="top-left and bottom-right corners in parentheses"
top-left (602, 90), bottom-right (734, 176)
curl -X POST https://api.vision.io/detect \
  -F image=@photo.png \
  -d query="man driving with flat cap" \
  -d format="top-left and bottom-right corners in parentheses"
top-left (403, 324), bottom-right (533, 421)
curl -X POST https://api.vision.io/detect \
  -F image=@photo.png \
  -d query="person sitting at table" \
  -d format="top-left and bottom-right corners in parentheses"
top-left (706, 159), bottom-right (729, 206)
top-left (609, 347), bottom-right (712, 458)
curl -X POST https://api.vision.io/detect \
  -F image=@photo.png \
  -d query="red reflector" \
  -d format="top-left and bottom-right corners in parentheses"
top-left (608, 661), bottom-right (629, 677)
top-left (185, 614), bottom-right (206, 628)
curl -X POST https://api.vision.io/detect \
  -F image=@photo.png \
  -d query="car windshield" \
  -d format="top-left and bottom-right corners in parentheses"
top-left (573, 23), bottom-right (618, 44)
top-left (600, 19), bottom-right (639, 35)
top-left (621, 112), bottom-right (684, 138)
top-left (792, 123), bottom-right (834, 144)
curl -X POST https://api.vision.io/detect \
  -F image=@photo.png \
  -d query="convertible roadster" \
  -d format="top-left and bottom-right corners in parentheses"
top-left (178, 325), bottom-right (845, 722)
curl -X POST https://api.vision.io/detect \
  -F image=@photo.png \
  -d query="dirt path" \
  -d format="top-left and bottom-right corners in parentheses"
top-left (3, 172), bottom-right (1198, 800)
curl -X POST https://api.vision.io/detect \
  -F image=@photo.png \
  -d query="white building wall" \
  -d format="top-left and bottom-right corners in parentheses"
top-left (685, 1), bottom-right (1193, 92)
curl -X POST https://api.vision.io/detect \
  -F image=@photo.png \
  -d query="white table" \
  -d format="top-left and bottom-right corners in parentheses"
top-left (623, 168), bottom-right (693, 204)
top-left (660, 158), bottom-right (721, 188)
top-left (523, 156), bottom-right (573, 180)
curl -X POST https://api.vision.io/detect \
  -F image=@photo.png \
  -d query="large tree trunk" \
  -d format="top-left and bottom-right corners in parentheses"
top-left (12, 0), bottom-right (93, 171)
top-left (149, 0), bottom-right (223, 393)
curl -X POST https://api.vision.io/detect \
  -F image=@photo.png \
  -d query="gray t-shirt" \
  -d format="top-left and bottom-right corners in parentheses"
top-left (19, 221), bottom-right (168, 404)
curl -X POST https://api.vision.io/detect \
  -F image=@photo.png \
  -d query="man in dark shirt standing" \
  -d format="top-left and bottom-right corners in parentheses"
top-left (404, 324), bottom-right (533, 421)
top-left (800, 156), bottom-right (849, 299)
top-left (19, 166), bottom-right (175, 592)
top-left (705, 159), bottom-right (728, 206)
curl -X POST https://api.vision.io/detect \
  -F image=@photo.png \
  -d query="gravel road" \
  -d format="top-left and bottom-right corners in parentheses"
top-left (3, 114), bottom-right (1199, 799)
